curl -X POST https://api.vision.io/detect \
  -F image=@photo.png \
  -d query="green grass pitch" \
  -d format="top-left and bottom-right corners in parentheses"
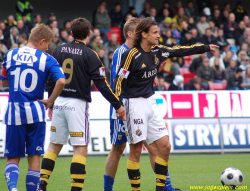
top-left (0, 154), bottom-right (249, 191)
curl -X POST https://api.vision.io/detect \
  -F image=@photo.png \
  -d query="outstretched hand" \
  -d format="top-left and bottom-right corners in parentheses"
top-left (209, 44), bottom-right (219, 53)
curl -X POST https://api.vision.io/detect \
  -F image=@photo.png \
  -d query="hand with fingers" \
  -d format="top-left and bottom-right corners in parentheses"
top-left (116, 106), bottom-right (126, 121)
top-left (37, 99), bottom-right (53, 110)
top-left (209, 44), bottom-right (220, 53)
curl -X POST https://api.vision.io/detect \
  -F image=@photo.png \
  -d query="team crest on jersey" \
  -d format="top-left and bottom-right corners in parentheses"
top-left (118, 68), bottom-right (130, 79)
top-left (99, 67), bottom-right (106, 76)
top-left (51, 126), bottom-right (56, 132)
top-left (141, 63), bottom-right (147, 68)
top-left (118, 133), bottom-right (122, 140)
top-left (154, 55), bottom-right (159, 65)
top-left (136, 127), bottom-right (142, 136)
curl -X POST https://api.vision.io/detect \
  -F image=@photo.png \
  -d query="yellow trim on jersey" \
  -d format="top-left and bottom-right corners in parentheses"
top-left (172, 44), bottom-right (204, 50)
top-left (89, 48), bottom-right (120, 100)
top-left (115, 48), bottom-right (138, 98)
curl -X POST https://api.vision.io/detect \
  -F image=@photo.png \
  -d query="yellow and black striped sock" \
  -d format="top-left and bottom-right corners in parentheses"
top-left (155, 156), bottom-right (168, 191)
top-left (40, 151), bottom-right (58, 187)
top-left (127, 160), bottom-right (140, 191)
top-left (70, 155), bottom-right (87, 191)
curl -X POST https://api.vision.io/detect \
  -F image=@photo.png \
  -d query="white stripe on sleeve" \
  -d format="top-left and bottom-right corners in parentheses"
top-left (14, 102), bottom-right (21, 125)
top-left (39, 53), bottom-right (47, 72)
top-left (24, 102), bottom-right (34, 124)
top-left (34, 101), bottom-right (43, 122)
top-left (6, 50), bottom-right (14, 69)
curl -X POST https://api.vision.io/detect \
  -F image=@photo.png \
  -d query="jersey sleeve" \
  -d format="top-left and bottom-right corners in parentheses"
top-left (113, 48), bottom-right (138, 100)
top-left (88, 49), bottom-right (122, 110)
top-left (157, 44), bottom-right (210, 61)
top-left (0, 67), bottom-right (7, 80)
top-left (47, 56), bottom-right (65, 82)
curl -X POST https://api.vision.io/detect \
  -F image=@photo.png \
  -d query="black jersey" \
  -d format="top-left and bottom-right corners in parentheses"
top-left (48, 40), bottom-right (121, 110)
top-left (114, 44), bottom-right (210, 99)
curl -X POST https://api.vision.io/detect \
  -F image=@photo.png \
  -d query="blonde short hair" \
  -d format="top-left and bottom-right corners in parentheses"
top-left (28, 24), bottom-right (54, 44)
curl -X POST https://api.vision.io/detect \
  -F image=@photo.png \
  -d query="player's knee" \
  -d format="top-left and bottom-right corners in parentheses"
top-left (113, 144), bottom-right (126, 156)
top-left (161, 142), bottom-right (171, 154)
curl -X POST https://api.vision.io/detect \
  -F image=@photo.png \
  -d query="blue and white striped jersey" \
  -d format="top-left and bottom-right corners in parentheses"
top-left (2, 46), bottom-right (65, 125)
top-left (110, 44), bottom-right (129, 119)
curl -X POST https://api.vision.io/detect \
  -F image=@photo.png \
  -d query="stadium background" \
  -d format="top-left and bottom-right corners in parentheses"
top-left (1, 0), bottom-right (250, 24)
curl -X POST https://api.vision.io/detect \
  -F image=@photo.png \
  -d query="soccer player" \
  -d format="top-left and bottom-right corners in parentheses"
top-left (1, 24), bottom-right (66, 191)
top-left (113, 18), bottom-right (219, 191)
top-left (39, 17), bottom-right (125, 191)
top-left (104, 17), bottom-right (179, 191)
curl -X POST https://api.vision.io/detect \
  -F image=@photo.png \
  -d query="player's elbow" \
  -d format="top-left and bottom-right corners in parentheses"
top-left (57, 78), bottom-right (66, 88)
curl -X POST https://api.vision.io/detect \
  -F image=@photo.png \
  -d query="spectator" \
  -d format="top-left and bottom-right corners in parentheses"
top-left (180, 20), bottom-right (190, 35)
top-left (98, 48), bottom-right (109, 81)
top-left (16, 19), bottom-right (29, 37)
top-left (104, 33), bottom-right (120, 55)
top-left (50, 33), bottom-right (62, 52)
top-left (46, 12), bottom-right (56, 26)
top-left (0, 22), bottom-right (9, 39)
top-left (173, 1), bottom-right (182, 15)
top-left (239, 56), bottom-right (250, 71)
top-left (209, 50), bottom-right (225, 69)
top-left (239, 27), bottom-right (250, 45)
top-left (196, 0), bottom-right (213, 15)
top-left (181, 30), bottom-right (193, 46)
top-left (9, 27), bottom-right (19, 46)
top-left (156, 8), bottom-right (170, 24)
top-left (224, 13), bottom-right (238, 39)
top-left (0, 29), bottom-right (11, 49)
top-left (60, 30), bottom-right (68, 44)
top-left (22, 15), bottom-right (33, 33)
top-left (221, 9), bottom-right (229, 24)
top-left (94, 5), bottom-right (111, 43)
top-left (238, 42), bottom-right (250, 56)
top-left (237, 50), bottom-right (248, 65)
top-left (92, 0), bottom-right (106, 27)
top-left (91, 35), bottom-right (106, 53)
top-left (154, 77), bottom-right (167, 91)
top-left (184, 1), bottom-right (197, 18)
top-left (0, 42), bottom-right (6, 64)
top-left (16, 0), bottom-right (33, 22)
top-left (174, 7), bottom-right (189, 33)
top-left (164, 56), bottom-right (183, 76)
top-left (202, 7), bottom-right (212, 19)
top-left (18, 33), bottom-right (27, 47)
top-left (212, 9), bottom-right (223, 29)
top-left (209, 20), bottom-right (218, 37)
top-left (243, 15), bottom-right (250, 28)
top-left (140, 1), bottom-right (151, 18)
top-left (212, 57), bottom-right (227, 83)
top-left (33, 14), bottom-right (42, 27)
top-left (171, 18), bottom-right (181, 41)
top-left (4, 15), bottom-right (17, 33)
top-left (243, 66), bottom-right (250, 89)
top-left (189, 52), bottom-right (207, 73)
top-left (216, 28), bottom-right (229, 51)
top-left (191, 28), bottom-right (203, 44)
top-left (197, 57), bottom-right (214, 89)
top-left (234, 21), bottom-right (245, 45)
top-left (49, 20), bottom-right (58, 30)
top-left (63, 20), bottom-right (71, 35)
top-left (126, 7), bottom-right (138, 18)
top-left (91, 28), bottom-right (102, 43)
top-left (168, 75), bottom-right (184, 90)
top-left (184, 77), bottom-right (202, 90)
top-left (196, 15), bottom-right (210, 36)
top-left (159, 17), bottom-right (172, 36)
top-left (226, 68), bottom-right (244, 90)
top-left (223, 50), bottom-right (234, 68)
top-left (109, 3), bottom-right (123, 27)
top-left (202, 28), bottom-right (217, 45)
top-left (225, 59), bottom-right (237, 80)
top-left (149, 8), bottom-right (157, 21)
top-left (157, 1), bottom-right (174, 18)
top-left (159, 30), bottom-right (174, 47)
top-left (188, 17), bottom-right (196, 29)
top-left (232, 1), bottom-right (248, 23)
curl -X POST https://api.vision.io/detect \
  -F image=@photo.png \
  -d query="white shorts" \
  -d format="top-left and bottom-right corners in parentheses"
top-left (50, 96), bottom-right (90, 145)
top-left (124, 95), bottom-right (168, 144)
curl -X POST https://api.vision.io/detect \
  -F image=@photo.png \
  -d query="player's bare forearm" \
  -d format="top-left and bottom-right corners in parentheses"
top-left (38, 78), bottom-right (65, 108)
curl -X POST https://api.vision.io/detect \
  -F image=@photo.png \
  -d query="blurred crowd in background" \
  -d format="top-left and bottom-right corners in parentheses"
top-left (0, 0), bottom-right (250, 91)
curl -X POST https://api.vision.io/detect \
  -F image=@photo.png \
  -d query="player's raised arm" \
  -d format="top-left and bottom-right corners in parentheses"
top-left (156, 44), bottom-right (219, 60)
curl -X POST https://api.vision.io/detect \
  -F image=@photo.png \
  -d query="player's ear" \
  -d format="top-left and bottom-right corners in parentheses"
top-left (142, 31), bottom-right (147, 38)
top-left (87, 30), bottom-right (91, 37)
